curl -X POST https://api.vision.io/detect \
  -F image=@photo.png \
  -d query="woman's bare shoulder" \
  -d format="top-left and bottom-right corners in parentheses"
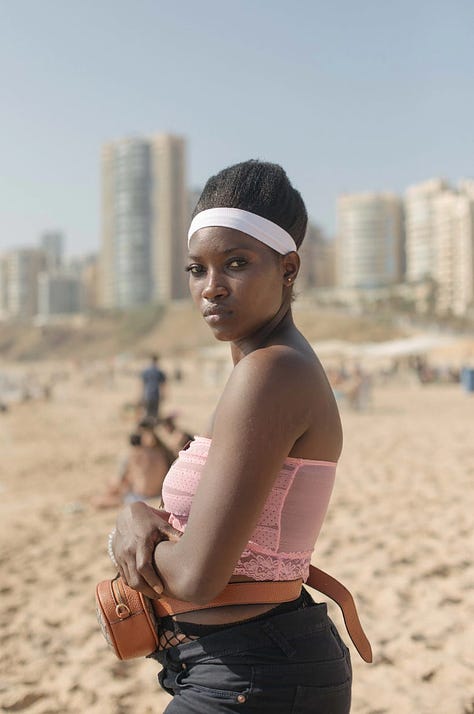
top-left (229, 343), bottom-right (323, 398)
top-left (212, 344), bottom-right (322, 440)
top-left (234, 342), bottom-right (316, 374)
top-left (225, 344), bottom-right (341, 461)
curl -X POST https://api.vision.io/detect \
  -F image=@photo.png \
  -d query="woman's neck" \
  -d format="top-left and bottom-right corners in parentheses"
top-left (230, 304), bottom-right (295, 364)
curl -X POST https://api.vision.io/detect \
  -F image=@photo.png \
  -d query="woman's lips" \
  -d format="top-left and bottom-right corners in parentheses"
top-left (202, 305), bottom-right (231, 322)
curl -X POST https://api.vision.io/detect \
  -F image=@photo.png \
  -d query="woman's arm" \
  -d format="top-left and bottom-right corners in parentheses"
top-left (141, 348), bottom-right (316, 603)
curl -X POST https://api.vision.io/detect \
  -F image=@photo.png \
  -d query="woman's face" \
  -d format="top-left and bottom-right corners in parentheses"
top-left (187, 227), bottom-right (288, 342)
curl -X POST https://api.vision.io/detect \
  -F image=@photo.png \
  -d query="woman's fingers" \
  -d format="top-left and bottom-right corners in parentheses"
top-left (112, 503), bottom-right (182, 598)
top-left (119, 559), bottom-right (132, 588)
top-left (157, 520), bottom-right (182, 543)
top-left (117, 538), bottom-right (164, 598)
top-left (137, 558), bottom-right (164, 596)
top-left (121, 554), bottom-right (159, 599)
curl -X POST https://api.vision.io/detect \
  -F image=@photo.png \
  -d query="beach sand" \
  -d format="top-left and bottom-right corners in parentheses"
top-left (0, 362), bottom-right (473, 713)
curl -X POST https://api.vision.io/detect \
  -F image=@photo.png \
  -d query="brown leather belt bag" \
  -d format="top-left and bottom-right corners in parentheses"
top-left (96, 565), bottom-right (372, 663)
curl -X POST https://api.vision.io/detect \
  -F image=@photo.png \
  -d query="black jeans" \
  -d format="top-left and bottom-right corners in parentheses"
top-left (152, 598), bottom-right (352, 713)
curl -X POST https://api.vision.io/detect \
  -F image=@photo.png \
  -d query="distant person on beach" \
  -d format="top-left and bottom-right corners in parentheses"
top-left (347, 365), bottom-right (372, 411)
top-left (91, 420), bottom-right (175, 509)
top-left (110, 160), bottom-right (370, 712)
top-left (140, 355), bottom-right (167, 421)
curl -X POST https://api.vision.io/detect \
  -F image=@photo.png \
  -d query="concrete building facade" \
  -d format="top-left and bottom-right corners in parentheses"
top-left (40, 231), bottom-right (64, 271)
top-left (336, 193), bottom-right (404, 289)
top-left (80, 256), bottom-right (100, 311)
top-left (0, 255), bottom-right (8, 317)
top-left (404, 179), bottom-right (474, 316)
top-left (298, 223), bottom-right (336, 292)
top-left (4, 248), bottom-right (46, 319)
top-left (101, 138), bottom-right (153, 308)
top-left (151, 134), bottom-right (188, 302)
top-left (432, 189), bottom-right (474, 316)
top-left (100, 134), bottom-right (188, 309)
top-left (37, 273), bottom-right (82, 318)
top-left (404, 179), bottom-right (450, 282)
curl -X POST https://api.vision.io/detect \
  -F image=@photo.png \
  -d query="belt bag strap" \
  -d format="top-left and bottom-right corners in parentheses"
top-left (153, 579), bottom-right (303, 617)
top-left (153, 569), bottom-right (372, 663)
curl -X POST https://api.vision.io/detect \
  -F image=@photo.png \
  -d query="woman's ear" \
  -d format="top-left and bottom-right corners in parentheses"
top-left (281, 252), bottom-right (300, 286)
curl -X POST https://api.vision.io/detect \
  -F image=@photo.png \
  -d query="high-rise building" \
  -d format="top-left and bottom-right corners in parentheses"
top-left (40, 231), bottom-right (64, 271)
top-left (298, 223), bottom-right (336, 291)
top-left (404, 179), bottom-right (474, 315)
top-left (404, 179), bottom-right (450, 282)
top-left (37, 272), bottom-right (82, 318)
top-left (101, 138), bottom-right (153, 308)
top-left (100, 134), bottom-right (188, 309)
top-left (336, 193), bottom-right (404, 289)
top-left (431, 188), bottom-right (474, 316)
top-left (0, 255), bottom-right (8, 318)
top-left (4, 248), bottom-right (46, 319)
top-left (150, 134), bottom-right (188, 303)
top-left (80, 255), bottom-right (100, 311)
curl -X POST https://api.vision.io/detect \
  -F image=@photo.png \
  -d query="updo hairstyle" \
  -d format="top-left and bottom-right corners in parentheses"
top-left (193, 160), bottom-right (308, 250)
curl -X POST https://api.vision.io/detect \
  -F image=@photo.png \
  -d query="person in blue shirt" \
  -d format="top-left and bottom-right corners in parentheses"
top-left (140, 355), bottom-right (166, 421)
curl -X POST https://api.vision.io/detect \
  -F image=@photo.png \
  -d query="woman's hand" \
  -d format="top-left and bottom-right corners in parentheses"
top-left (113, 501), bottom-right (182, 598)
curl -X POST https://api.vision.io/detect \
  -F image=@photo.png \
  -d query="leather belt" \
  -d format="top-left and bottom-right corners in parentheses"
top-left (152, 565), bottom-right (372, 663)
top-left (306, 565), bottom-right (372, 663)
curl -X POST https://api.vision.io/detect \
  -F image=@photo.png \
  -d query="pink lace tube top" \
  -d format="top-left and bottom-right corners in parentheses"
top-left (162, 437), bottom-right (337, 582)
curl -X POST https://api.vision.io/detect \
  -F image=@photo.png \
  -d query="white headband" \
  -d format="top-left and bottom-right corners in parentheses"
top-left (187, 208), bottom-right (298, 254)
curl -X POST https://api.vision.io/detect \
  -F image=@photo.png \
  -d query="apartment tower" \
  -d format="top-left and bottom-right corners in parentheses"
top-left (3, 248), bottom-right (46, 319)
top-left (298, 223), bottom-right (336, 291)
top-left (405, 179), bottom-right (474, 315)
top-left (336, 192), bottom-right (404, 289)
top-left (40, 231), bottom-right (64, 271)
top-left (404, 179), bottom-right (449, 282)
top-left (432, 184), bottom-right (474, 316)
top-left (100, 134), bottom-right (187, 309)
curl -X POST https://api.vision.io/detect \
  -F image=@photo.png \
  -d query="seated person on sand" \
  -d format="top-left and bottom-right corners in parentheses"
top-left (91, 420), bottom-right (175, 509)
top-left (158, 411), bottom-right (194, 453)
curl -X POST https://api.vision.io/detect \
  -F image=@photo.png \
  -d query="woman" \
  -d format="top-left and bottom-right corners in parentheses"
top-left (112, 160), bottom-right (367, 712)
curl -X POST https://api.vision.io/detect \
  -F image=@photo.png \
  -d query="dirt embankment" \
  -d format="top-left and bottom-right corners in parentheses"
top-left (0, 300), bottom-right (408, 362)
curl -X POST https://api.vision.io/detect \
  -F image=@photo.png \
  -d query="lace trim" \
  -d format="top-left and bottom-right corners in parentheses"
top-left (168, 514), bottom-right (187, 531)
top-left (244, 541), bottom-right (312, 558)
top-left (233, 548), bottom-right (311, 581)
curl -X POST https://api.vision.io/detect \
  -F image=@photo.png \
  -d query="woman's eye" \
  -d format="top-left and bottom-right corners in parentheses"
top-left (228, 258), bottom-right (247, 269)
top-left (185, 264), bottom-right (205, 275)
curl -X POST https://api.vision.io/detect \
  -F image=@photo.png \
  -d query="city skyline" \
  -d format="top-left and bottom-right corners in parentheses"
top-left (1, 1), bottom-right (474, 255)
top-left (2, 170), bottom-right (473, 320)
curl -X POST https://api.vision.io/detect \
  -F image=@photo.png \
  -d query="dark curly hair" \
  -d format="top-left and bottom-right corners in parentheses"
top-left (192, 160), bottom-right (307, 249)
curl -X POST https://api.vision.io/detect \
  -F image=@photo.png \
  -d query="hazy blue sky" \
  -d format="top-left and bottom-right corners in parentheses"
top-left (1, 0), bottom-right (473, 255)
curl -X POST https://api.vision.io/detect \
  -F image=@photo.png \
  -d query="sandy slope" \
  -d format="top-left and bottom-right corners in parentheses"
top-left (0, 363), bottom-right (472, 713)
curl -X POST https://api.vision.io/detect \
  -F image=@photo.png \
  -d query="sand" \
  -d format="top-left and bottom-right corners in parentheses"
top-left (0, 360), bottom-right (473, 713)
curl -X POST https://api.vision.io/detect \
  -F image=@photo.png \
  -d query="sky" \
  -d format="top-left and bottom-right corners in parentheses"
top-left (1, 0), bottom-right (474, 256)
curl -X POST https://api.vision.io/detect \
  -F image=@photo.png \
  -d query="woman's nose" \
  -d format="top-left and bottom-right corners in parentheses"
top-left (201, 273), bottom-right (228, 300)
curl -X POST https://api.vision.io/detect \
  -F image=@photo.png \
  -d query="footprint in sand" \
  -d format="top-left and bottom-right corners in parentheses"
top-left (2, 692), bottom-right (45, 711)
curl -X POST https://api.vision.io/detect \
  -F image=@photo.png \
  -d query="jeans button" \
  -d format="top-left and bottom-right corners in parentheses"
top-left (181, 663), bottom-right (187, 669)
top-left (236, 694), bottom-right (246, 703)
